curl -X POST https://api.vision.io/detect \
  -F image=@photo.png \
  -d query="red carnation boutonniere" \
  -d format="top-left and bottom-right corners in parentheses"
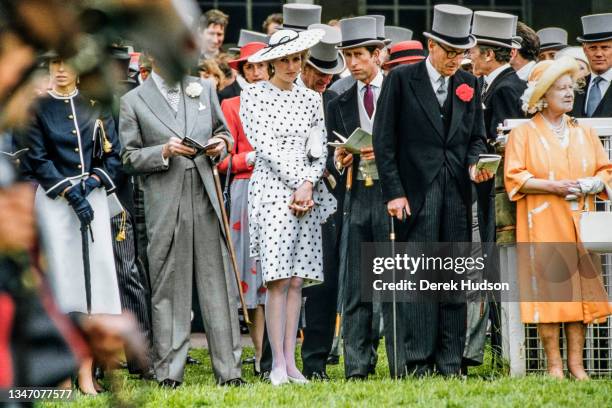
top-left (455, 83), bottom-right (474, 103)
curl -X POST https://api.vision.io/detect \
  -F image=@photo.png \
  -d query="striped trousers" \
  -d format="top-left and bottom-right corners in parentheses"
top-left (111, 211), bottom-right (152, 373)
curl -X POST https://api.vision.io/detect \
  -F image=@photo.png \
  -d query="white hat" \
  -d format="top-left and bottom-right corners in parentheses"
top-left (577, 13), bottom-right (612, 43)
top-left (306, 24), bottom-right (346, 75)
top-left (555, 46), bottom-right (589, 67)
top-left (282, 4), bottom-right (322, 32)
top-left (337, 17), bottom-right (385, 50)
top-left (248, 28), bottom-right (324, 63)
top-left (423, 4), bottom-right (476, 49)
top-left (471, 11), bottom-right (521, 49)
top-left (537, 27), bottom-right (568, 51)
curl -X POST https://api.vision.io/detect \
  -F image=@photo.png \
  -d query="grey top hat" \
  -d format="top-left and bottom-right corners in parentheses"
top-left (577, 13), bottom-right (612, 43)
top-left (423, 4), bottom-right (476, 49)
top-left (385, 26), bottom-right (414, 48)
top-left (306, 24), bottom-right (346, 75)
top-left (368, 15), bottom-right (392, 45)
top-left (537, 28), bottom-right (568, 51)
top-left (282, 4), bottom-right (322, 32)
top-left (471, 11), bottom-right (521, 49)
top-left (229, 29), bottom-right (269, 53)
top-left (337, 17), bottom-right (385, 50)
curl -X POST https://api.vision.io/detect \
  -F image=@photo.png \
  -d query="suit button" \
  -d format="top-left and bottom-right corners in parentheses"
top-left (77, 164), bottom-right (82, 169)
top-left (74, 148), bottom-right (79, 152)
top-left (71, 130), bottom-right (77, 134)
top-left (68, 114), bottom-right (74, 119)
top-left (64, 100), bottom-right (69, 104)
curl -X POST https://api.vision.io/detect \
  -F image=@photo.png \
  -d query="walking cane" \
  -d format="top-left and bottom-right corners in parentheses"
top-left (335, 166), bottom-right (353, 339)
top-left (211, 161), bottom-right (251, 324)
top-left (389, 215), bottom-right (398, 379)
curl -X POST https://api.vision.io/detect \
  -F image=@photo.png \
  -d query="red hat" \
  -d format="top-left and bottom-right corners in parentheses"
top-left (229, 42), bottom-right (267, 71)
top-left (382, 40), bottom-right (425, 69)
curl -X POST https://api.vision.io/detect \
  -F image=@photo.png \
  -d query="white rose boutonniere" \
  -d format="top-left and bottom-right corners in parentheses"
top-left (185, 82), bottom-right (203, 98)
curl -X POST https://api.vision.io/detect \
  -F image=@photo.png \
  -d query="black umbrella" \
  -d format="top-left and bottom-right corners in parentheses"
top-left (80, 222), bottom-right (93, 314)
top-left (335, 167), bottom-right (353, 325)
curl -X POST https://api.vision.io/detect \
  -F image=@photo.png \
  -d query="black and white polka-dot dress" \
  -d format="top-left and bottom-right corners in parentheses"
top-left (240, 81), bottom-right (336, 287)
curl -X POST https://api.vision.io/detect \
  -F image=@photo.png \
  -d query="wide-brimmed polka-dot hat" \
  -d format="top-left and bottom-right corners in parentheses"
top-left (248, 28), bottom-right (324, 63)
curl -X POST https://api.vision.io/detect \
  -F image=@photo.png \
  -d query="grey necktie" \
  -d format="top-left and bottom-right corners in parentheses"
top-left (436, 76), bottom-right (448, 107)
top-left (481, 80), bottom-right (489, 97)
top-left (166, 87), bottom-right (180, 112)
top-left (586, 76), bottom-right (604, 117)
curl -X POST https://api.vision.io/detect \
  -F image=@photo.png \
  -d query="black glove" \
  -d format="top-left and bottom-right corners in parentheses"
top-left (83, 176), bottom-right (101, 197)
top-left (64, 184), bottom-right (95, 226)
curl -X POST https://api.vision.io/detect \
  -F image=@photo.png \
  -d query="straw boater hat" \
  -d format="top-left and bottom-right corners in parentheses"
top-left (229, 29), bottom-right (269, 53)
top-left (520, 56), bottom-right (580, 114)
top-left (248, 28), bottom-right (324, 63)
top-left (369, 15), bottom-right (392, 45)
top-left (336, 17), bottom-right (385, 50)
top-left (382, 40), bottom-right (425, 69)
top-left (228, 42), bottom-right (267, 71)
top-left (385, 26), bottom-right (414, 48)
top-left (423, 4), bottom-right (476, 49)
top-left (537, 28), bottom-right (568, 51)
top-left (471, 11), bottom-right (522, 49)
top-left (281, 4), bottom-right (321, 32)
top-left (577, 13), bottom-right (612, 43)
top-left (305, 23), bottom-right (346, 75)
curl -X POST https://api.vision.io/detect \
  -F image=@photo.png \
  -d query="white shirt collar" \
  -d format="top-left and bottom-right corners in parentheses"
top-left (516, 60), bottom-right (536, 81)
top-left (592, 67), bottom-right (612, 82)
top-left (236, 75), bottom-right (249, 89)
top-left (151, 70), bottom-right (180, 93)
top-left (357, 69), bottom-right (384, 92)
top-left (485, 63), bottom-right (511, 86)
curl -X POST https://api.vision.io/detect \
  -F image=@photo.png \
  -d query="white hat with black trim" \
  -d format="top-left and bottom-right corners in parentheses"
top-left (248, 28), bottom-right (324, 63)
top-left (423, 4), bottom-right (476, 50)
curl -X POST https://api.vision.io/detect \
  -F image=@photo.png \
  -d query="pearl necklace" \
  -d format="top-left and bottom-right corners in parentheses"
top-left (49, 88), bottom-right (78, 98)
top-left (542, 115), bottom-right (567, 138)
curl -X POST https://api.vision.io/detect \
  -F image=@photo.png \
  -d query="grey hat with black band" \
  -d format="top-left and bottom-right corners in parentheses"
top-left (307, 24), bottom-right (346, 75)
top-left (337, 17), bottom-right (385, 50)
top-left (471, 11), bottom-right (522, 49)
top-left (229, 29), bottom-right (269, 53)
top-left (385, 26), bottom-right (414, 47)
top-left (577, 13), bottom-right (612, 43)
top-left (423, 4), bottom-right (476, 49)
top-left (537, 27), bottom-right (568, 51)
top-left (369, 15), bottom-right (392, 45)
top-left (282, 4), bottom-right (321, 32)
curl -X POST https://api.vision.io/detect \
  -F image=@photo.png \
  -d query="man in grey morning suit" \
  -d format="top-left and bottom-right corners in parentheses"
top-left (119, 63), bottom-right (243, 387)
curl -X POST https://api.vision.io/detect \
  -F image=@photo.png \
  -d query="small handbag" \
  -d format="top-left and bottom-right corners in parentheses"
top-left (580, 210), bottom-right (612, 253)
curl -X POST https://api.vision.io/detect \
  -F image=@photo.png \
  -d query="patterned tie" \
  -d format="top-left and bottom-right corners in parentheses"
top-left (481, 80), bottom-right (489, 98)
top-left (364, 84), bottom-right (374, 118)
top-left (166, 87), bottom-right (180, 112)
top-left (586, 76), bottom-right (604, 117)
top-left (436, 76), bottom-right (448, 107)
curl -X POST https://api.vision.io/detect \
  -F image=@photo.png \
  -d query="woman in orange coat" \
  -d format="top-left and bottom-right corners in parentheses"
top-left (505, 56), bottom-right (612, 380)
top-left (217, 41), bottom-right (269, 375)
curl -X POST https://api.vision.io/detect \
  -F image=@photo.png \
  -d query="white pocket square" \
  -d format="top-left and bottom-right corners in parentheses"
top-left (198, 102), bottom-right (207, 111)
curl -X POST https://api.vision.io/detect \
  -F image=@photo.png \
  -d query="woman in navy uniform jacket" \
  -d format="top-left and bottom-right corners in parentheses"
top-left (24, 56), bottom-right (122, 395)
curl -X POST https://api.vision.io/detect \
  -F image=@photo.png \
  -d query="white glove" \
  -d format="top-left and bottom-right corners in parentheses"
top-left (565, 177), bottom-right (605, 201)
top-left (246, 151), bottom-right (256, 166)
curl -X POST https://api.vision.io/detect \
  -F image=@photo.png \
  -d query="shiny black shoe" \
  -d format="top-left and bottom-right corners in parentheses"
top-left (326, 355), bottom-right (339, 365)
top-left (306, 371), bottom-right (330, 381)
top-left (186, 356), bottom-right (201, 365)
top-left (139, 368), bottom-right (157, 381)
top-left (222, 378), bottom-right (247, 387)
top-left (259, 370), bottom-right (271, 382)
top-left (159, 379), bottom-right (182, 389)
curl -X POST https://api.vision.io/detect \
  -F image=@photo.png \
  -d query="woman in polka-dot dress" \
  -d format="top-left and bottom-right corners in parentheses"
top-left (241, 28), bottom-right (336, 385)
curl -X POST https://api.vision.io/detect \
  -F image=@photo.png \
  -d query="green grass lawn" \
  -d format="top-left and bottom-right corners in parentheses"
top-left (40, 344), bottom-right (612, 407)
